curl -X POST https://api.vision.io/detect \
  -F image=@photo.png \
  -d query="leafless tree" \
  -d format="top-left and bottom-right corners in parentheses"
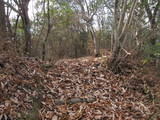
top-left (4, 0), bottom-right (32, 56)
top-left (109, 0), bottom-right (138, 72)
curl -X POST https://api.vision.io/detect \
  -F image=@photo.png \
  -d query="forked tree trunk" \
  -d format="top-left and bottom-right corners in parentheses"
top-left (3, 0), bottom-right (32, 56)
top-left (77, 0), bottom-right (100, 57)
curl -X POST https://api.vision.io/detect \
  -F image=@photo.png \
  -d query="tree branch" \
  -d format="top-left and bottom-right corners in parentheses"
top-left (3, 1), bottom-right (21, 15)
top-left (118, 0), bottom-right (138, 41)
top-left (141, 0), bottom-right (153, 25)
top-left (153, 1), bottom-right (160, 22)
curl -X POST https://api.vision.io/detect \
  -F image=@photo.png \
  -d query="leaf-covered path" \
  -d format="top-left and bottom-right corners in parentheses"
top-left (0, 54), bottom-right (159, 120)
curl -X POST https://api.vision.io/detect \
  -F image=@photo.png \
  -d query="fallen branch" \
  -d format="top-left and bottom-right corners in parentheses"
top-left (54, 97), bottom-right (96, 106)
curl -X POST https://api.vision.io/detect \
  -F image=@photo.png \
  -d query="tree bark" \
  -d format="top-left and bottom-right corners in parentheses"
top-left (42, 0), bottom-right (51, 60)
top-left (90, 26), bottom-right (100, 57)
top-left (0, 0), bottom-right (8, 52)
top-left (0, 0), bottom-right (7, 38)
top-left (20, 0), bottom-right (32, 56)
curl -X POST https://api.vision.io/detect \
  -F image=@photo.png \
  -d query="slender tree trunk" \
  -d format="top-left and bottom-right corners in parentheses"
top-left (42, 0), bottom-right (51, 60)
top-left (90, 26), bottom-right (100, 57)
top-left (0, 0), bottom-right (7, 38)
top-left (111, 31), bottom-right (114, 52)
top-left (150, 22), bottom-right (157, 45)
top-left (20, 0), bottom-right (32, 56)
top-left (6, 1), bottom-right (13, 39)
top-left (13, 15), bottom-right (19, 46)
top-left (0, 0), bottom-right (8, 51)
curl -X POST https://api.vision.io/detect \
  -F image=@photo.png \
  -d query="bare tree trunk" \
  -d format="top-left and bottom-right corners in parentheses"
top-left (90, 26), bottom-right (100, 57)
top-left (20, 0), bottom-right (32, 56)
top-left (0, 0), bottom-right (7, 38)
top-left (6, 1), bottom-right (13, 39)
top-left (108, 0), bottom-right (120, 71)
top-left (0, 0), bottom-right (8, 52)
top-left (42, 0), bottom-right (51, 60)
top-left (111, 31), bottom-right (114, 52)
top-left (109, 0), bottom-right (138, 72)
top-left (13, 15), bottom-right (20, 53)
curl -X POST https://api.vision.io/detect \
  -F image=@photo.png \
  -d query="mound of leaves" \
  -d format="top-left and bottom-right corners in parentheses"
top-left (0, 54), bottom-right (156, 120)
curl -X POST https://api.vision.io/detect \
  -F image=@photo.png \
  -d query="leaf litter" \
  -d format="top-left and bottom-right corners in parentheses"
top-left (0, 54), bottom-right (159, 120)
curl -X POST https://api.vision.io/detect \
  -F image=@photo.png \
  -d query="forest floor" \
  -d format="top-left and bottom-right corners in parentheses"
top-left (0, 53), bottom-right (160, 120)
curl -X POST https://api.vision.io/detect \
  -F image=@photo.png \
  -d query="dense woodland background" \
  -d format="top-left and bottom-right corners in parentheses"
top-left (0, 0), bottom-right (159, 66)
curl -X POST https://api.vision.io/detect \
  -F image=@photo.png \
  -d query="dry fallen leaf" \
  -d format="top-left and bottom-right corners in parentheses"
top-left (0, 54), bottom-right (156, 119)
top-left (52, 115), bottom-right (58, 120)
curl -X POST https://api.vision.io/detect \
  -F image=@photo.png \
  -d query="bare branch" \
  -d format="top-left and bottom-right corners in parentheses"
top-left (119, 0), bottom-right (138, 41)
top-left (153, 1), bottom-right (160, 22)
top-left (117, 0), bottom-right (127, 32)
top-left (3, 1), bottom-right (21, 15)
